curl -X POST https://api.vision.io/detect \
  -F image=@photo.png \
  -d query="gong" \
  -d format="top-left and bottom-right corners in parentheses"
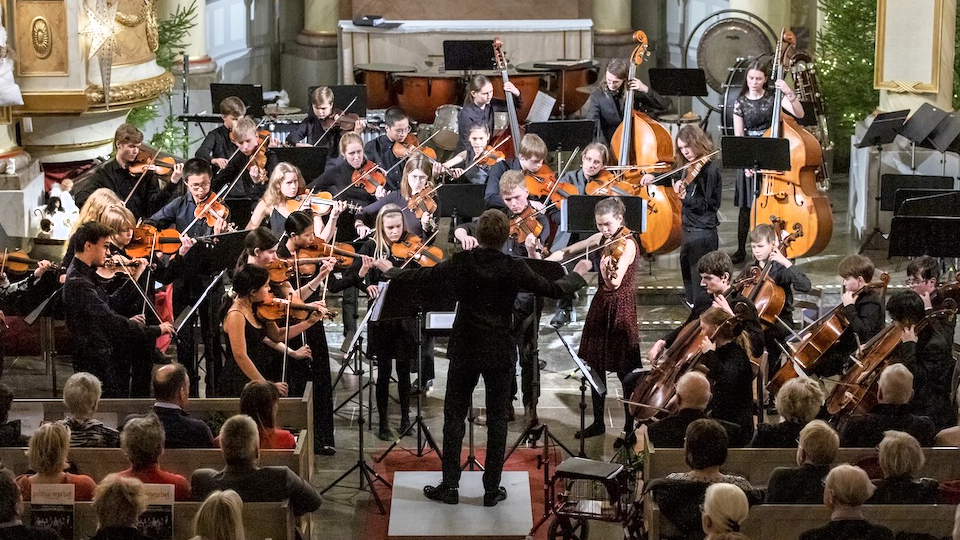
top-left (696, 18), bottom-right (774, 94)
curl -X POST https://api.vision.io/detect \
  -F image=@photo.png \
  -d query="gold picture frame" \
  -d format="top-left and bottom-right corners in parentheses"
top-left (874, 0), bottom-right (942, 92)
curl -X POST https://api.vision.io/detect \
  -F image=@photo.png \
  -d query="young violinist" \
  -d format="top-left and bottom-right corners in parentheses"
top-left (641, 125), bottom-right (722, 306)
top-left (484, 133), bottom-right (550, 210)
top-left (456, 74), bottom-right (521, 154)
top-left (196, 96), bottom-right (246, 172)
top-left (730, 60), bottom-right (805, 264)
top-left (214, 117), bottom-right (278, 227)
top-left (73, 123), bottom-right (184, 221)
top-left (64, 222), bottom-right (176, 397)
top-left (358, 205), bottom-right (423, 441)
top-left (587, 58), bottom-right (668, 146)
top-left (810, 254), bottom-right (885, 378)
top-left (220, 264), bottom-right (326, 398)
top-left (888, 288), bottom-right (956, 430)
top-left (246, 161), bottom-right (343, 240)
top-left (455, 171), bottom-right (551, 423)
top-left (364, 106), bottom-right (410, 190)
top-left (744, 223), bottom-right (811, 388)
top-left (698, 306), bottom-right (757, 445)
top-left (546, 197), bottom-right (642, 440)
top-left (285, 86), bottom-right (365, 159)
top-left (443, 123), bottom-right (500, 185)
top-left (355, 154), bottom-right (436, 240)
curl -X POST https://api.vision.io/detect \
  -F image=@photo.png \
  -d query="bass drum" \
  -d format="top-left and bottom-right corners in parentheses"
top-left (719, 54), bottom-right (773, 136)
top-left (697, 18), bottom-right (773, 94)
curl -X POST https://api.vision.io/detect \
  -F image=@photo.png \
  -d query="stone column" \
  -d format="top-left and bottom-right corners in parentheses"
top-left (730, 0), bottom-right (792, 33)
top-left (878, 0), bottom-right (956, 113)
top-left (157, 0), bottom-right (215, 75)
top-left (297, 0), bottom-right (338, 48)
top-left (282, 0), bottom-right (339, 110)
top-left (593, 0), bottom-right (634, 61)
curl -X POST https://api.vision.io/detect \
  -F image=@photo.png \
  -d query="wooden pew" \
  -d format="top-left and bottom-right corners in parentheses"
top-left (643, 447), bottom-right (960, 486)
top-left (0, 429), bottom-right (311, 482)
top-left (645, 496), bottom-right (956, 540)
top-left (23, 500), bottom-right (302, 540)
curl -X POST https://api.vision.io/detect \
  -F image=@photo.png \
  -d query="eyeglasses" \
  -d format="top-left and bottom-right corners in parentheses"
top-left (905, 278), bottom-right (932, 286)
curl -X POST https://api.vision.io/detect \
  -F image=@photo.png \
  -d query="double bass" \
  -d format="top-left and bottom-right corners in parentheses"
top-left (610, 30), bottom-right (681, 255)
top-left (492, 38), bottom-right (523, 159)
top-left (752, 29), bottom-right (833, 259)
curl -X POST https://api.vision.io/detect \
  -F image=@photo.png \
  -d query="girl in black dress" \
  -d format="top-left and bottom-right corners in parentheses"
top-left (246, 162), bottom-right (345, 239)
top-left (699, 306), bottom-right (757, 446)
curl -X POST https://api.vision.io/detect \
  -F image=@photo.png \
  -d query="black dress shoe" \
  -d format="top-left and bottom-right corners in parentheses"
top-left (316, 445), bottom-right (336, 456)
top-left (424, 484), bottom-right (459, 504)
top-left (575, 422), bottom-right (606, 439)
top-left (376, 426), bottom-right (395, 442)
top-left (550, 308), bottom-right (570, 329)
top-left (730, 251), bottom-right (746, 264)
top-left (399, 416), bottom-right (411, 434)
top-left (483, 486), bottom-right (508, 507)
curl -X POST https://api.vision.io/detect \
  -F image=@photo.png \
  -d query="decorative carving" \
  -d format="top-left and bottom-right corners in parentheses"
top-left (84, 71), bottom-right (173, 108)
top-left (114, 0), bottom-right (158, 52)
top-left (30, 17), bottom-right (51, 59)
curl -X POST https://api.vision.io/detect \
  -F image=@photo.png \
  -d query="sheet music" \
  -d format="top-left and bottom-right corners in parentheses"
top-left (527, 91), bottom-right (556, 124)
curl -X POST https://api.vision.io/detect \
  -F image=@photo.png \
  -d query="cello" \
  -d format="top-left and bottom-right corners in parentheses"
top-left (609, 30), bottom-right (681, 255)
top-left (752, 29), bottom-right (833, 259)
top-left (741, 216), bottom-right (803, 328)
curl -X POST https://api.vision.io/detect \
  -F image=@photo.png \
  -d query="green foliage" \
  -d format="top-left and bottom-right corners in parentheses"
top-left (155, 0), bottom-right (198, 71)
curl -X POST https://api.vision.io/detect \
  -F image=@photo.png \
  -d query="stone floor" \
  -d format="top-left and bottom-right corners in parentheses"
top-left (3, 173), bottom-right (932, 539)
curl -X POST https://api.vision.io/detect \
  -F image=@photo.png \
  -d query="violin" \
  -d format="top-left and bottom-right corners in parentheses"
top-left (194, 192), bottom-right (231, 227)
top-left (391, 234), bottom-right (443, 268)
top-left (769, 272), bottom-right (891, 394)
top-left (256, 297), bottom-right (337, 321)
top-left (392, 133), bottom-right (438, 161)
top-left (523, 164), bottom-right (577, 206)
top-left (285, 191), bottom-right (362, 216)
top-left (351, 160), bottom-right (388, 194)
top-left (585, 170), bottom-right (638, 197)
top-left (320, 109), bottom-right (361, 133)
top-left (297, 239), bottom-right (356, 270)
top-left (478, 146), bottom-right (505, 167)
top-left (231, 129), bottom-right (271, 183)
top-left (265, 258), bottom-right (325, 283)
top-left (126, 225), bottom-right (184, 258)
top-left (407, 188), bottom-right (438, 219)
top-left (0, 252), bottom-right (59, 274)
top-left (96, 254), bottom-right (147, 281)
top-left (128, 150), bottom-right (177, 176)
top-left (601, 227), bottom-right (633, 282)
top-left (508, 206), bottom-right (544, 244)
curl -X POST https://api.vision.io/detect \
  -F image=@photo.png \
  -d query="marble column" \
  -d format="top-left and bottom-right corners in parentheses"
top-left (878, 0), bottom-right (956, 113)
top-left (297, 0), bottom-right (338, 48)
top-left (157, 0), bottom-right (216, 75)
top-left (593, 0), bottom-right (634, 61)
top-left (730, 0), bottom-right (792, 36)
top-left (282, 0), bottom-right (338, 111)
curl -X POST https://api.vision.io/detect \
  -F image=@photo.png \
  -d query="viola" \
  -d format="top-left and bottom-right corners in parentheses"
top-left (391, 234), bottom-right (443, 268)
top-left (256, 297), bottom-right (336, 321)
top-left (585, 170), bottom-right (638, 197)
top-left (601, 227), bottom-right (633, 282)
top-left (194, 192), bottom-right (231, 227)
top-left (351, 160), bottom-right (388, 194)
top-left (392, 133), bottom-right (438, 161)
top-left (285, 191), bottom-right (362, 216)
top-left (0, 251), bottom-right (58, 274)
top-left (407, 188), bottom-right (438, 219)
top-left (298, 239), bottom-right (356, 270)
top-left (769, 272), bottom-right (891, 394)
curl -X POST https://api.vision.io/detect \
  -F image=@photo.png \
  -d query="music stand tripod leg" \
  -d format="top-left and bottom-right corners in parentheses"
top-left (462, 392), bottom-right (485, 471)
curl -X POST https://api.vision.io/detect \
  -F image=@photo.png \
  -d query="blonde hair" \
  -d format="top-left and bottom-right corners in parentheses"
top-left (66, 188), bottom-right (123, 253)
top-left (498, 170), bottom-right (526, 195)
top-left (798, 420), bottom-right (839, 465)
top-left (775, 378), bottom-right (824, 423)
top-left (702, 483), bottom-right (749, 534)
top-left (583, 142), bottom-right (609, 165)
top-left (262, 162), bottom-right (304, 209)
top-left (339, 132), bottom-right (364, 156)
top-left (878, 430), bottom-right (925, 478)
top-left (94, 474), bottom-right (146, 528)
top-left (99, 204), bottom-right (135, 237)
top-left (825, 464), bottom-right (875, 506)
top-left (63, 372), bottom-right (102, 418)
top-left (372, 204), bottom-right (405, 258)
top-left (193, 490), bottom-right (245, 540)
top-left (232, 117), bottom-right (258, 141)
top-left (310, 86), bottom-right (334, 108)
top-left (28, 422), bottom-right (70, 474)
top-left (878, 364), bottom-right (914, 405)
top-left (519, 134), bottom-right (547, 160)
top-left (400, 154), bottom-right (434, 200)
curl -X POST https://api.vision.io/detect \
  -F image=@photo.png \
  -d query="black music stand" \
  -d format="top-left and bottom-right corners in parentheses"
top-left (923, 111), bottom-right (960, 175)
top-left (437, 183), bottom-right (485, 239)
top-left (442, 40), bottom-right (495, 71)
top-left (527, 120), bottom-right (595, 173)
top-left (562, 195), bottom-right (644, 233)
top-left (649, 68), bottom-right (708, 122)
top-left (853, 110), bottom-right (909, 253)
top-left (880, 175), bottom-right (954, 212)
top-left (890, 216), bottom-right (960, 258)
top-left (721, 136), bottom-right (790, 173)
top-left (894, 188), bottom-right (959, 215)
top-left (554, 329), bottom-right (605, 458)
top-left (900, 103), bottom-right (947, 171)
top-left (506, 258), bottom-right (576, 459)
top-left (210, 83), bottom-right (264, 118)
top-left (272, 147), bottom-right (328, 183)
top-left (372, 278), bottom-right (455, 461)
top-left (307, 85), bottom-right (367, 116)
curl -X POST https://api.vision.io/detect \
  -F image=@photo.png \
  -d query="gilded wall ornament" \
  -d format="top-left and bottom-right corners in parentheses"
top-left (30, 17), bottom-right (51, 59)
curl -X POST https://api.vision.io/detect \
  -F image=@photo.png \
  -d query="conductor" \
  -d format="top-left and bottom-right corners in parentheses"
top-left (380, 209), bottom-right (592, 506)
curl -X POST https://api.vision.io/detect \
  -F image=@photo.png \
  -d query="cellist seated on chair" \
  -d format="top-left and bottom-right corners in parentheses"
top-left (838, 364), bottom-right (936, 448)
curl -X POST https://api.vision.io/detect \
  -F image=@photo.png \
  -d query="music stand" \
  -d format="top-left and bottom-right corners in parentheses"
top-left (554, 329), bottom-right (605, 458)
top-left (889, 216), bottom-right (960, 258)
top-left (853, 110), bottom-right (909, 253)
top-left (649, 68), bottom-right (708, 124)
top-left (563, 195), bottom-right (644, 233)
top-left (924, 111), bottom-right (960, 176)
top-left (526, 120), bottom-right (595, 172)
top-left (879, 175), bottom-right (954, 212)
top-left (272, 147), bottom-right (328, 183)
top-left (721, 136), bottom-right (791, 173)
top-left (436, 184), bottom-right (485, 236)
top-left (442, 40), bottom-right (495, 71)
top-left (307, 85), bottom-right (367, 116)
top-left (900, 103), bottom-right (947, 170)
top-left (894, 188), bottom-right (959, 216)
top-left (210, 83), bottom-right (264, 118)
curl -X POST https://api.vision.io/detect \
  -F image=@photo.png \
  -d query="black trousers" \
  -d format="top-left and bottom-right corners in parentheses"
top-left (679, 227), bottom-right (719, 305)
top-left (589, 369), bottom-right (643, 433)
top-left (736, 206), bottom-right (751, 255)
top-left (511, 292), bottom-right (542, 408)
top-left (375, 355), bottom-right (411, 426)
top-left (174, 277), bottom-right (224, 397)
top-left (441, 359), bottom-right (513, 492)
top-left (287, 322), bottom-right (337, 448)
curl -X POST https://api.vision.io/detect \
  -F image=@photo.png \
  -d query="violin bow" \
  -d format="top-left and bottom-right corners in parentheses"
top-left (281, 292), bottom-right (293, 384)
top-left (607, 149), bottom-right (720, 180)
top-left (0, 248), bottom-right (7, 276)
top-left (543, 146), bottom-right (581, 203)
top-left (140, 233), bottom-right (160, 317)
top-left (124, 142), bottom-right (167, 206)
top-left (456, 137), bottom-right (511, 179)
top-left (559, 233), bottom-right (633, 266)
top-left (115, 262), bottom-right (168, 330)
top-left (399, 230), bottom-right (441, 270)
top-left (313, 96), bottom-right (358, 147)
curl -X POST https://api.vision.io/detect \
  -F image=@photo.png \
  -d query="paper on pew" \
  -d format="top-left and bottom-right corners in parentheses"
top-left (9, 402), bottom-right (43, 436)
top-left (139, 484), bottom-right (174, 540)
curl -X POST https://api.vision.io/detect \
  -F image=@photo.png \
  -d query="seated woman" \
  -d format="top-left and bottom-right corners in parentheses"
top-left (752, 377), bottom-right (823, 447)
top-left (701, 483), bottom-right (749, 540)
top-left (666, 419), bottom-right (754, 492)
top-left (240, 380), bottom-right (296, 450)
top-left (798, 464), bottom-right (894, 540)
top-left (16, 422), bottom-right (97, 501)
top-left (57, 372), bottom-right (120, 448)
top-left (191, 489), bottom-right (245, 540)
top-left (117, 413), bottom-right (191, 500)
top-left (868, 430), bottom-right (939, 504)
top-left (89, 474), bottom-right (152, 540)
top-left (766, 420), bottom-right (839, 503)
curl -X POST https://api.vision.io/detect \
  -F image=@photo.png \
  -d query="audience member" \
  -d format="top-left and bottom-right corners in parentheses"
top-left (765, 420), bottom-right (838, 503)
top-left (665, 419), bottom-right (754, 492)
top-left (867, 430), bottom-right (939, 504)
top-left (191, 415), bottom-right (322, 516)
top-left (190, 490), bottom-right (245, 540)
top-left (701, 483), bottom-right (749, 540)
top-left (0, 383), bottom-right (27, 447)
top-left (89, 474), bottom-right (152, 540)
top-left (646, 372), bottom-right (740, 448)
top-left (16, 423), bottom-right (97, 501)
top-left (58, 372), bottom-right (120, 448)
top-left (752, 377), bottom-right (823, 447)
top-left (235, 381), bottom-right (295, 450)
top-left (798, 464), bottom-right (894, 540)
top-left (0, 468), bottom-right (61, 539)
top-left (934, 384), bottom-right (960, 446)
top-left (122, 364), bottom-right (214, 448)
top-left (839, 364), bottom-right (936, 447)
top-left (117, 413), bottom-right (191, 500)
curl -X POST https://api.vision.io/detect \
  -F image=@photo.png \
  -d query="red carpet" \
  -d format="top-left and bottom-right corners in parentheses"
top-left (363, 443), bottom-right (567, 539)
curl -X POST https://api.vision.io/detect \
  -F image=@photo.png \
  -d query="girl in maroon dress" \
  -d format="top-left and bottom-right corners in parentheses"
top-left (547, 197), bottom-right (642, 439)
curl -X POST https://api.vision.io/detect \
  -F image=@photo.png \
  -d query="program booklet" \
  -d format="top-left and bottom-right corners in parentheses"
top-left (30, 483), bottom-right (74, 540)
top-left (137, 484), bottom-right (174, 540)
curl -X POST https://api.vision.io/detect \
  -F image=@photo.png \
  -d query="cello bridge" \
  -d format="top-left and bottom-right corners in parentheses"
top-left (773, 191), bottom-right (788, 201)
